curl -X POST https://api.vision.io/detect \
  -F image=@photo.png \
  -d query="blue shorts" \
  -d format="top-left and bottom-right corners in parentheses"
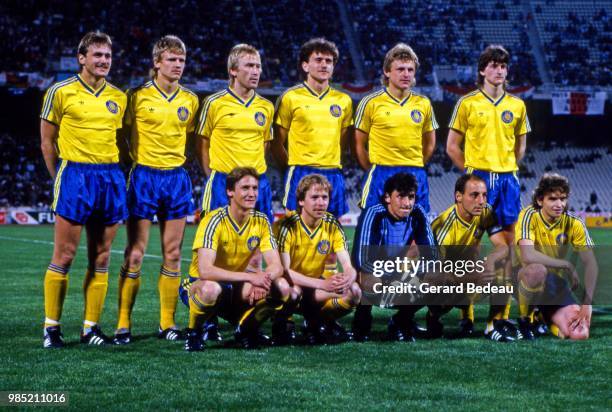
top-left (468, 168), bottom-right (520, 227)
top-left (179, 277), bottom-right (242, 324)
top-left (200, 170), bottom-right (273, 222)
top-left (360, 165), bottom-right (430, 213)
top-left (282, 165), bottom-right (348, 217)
top-left (539, 273), bottom-right (577, 322)
top-left (127, 164), bottom-right (194, 221)
top-left (52, 160), bottom-right (127, 225)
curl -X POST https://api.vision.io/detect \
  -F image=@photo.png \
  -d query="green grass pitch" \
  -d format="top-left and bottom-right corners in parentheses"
top-left (1, 225), bottom-right (610, 410)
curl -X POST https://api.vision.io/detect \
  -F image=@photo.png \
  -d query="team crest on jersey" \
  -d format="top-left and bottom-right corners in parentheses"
top-left (177, 106), bottom-right (189, 121)
top-left (501, 110), bottom-right (514, 123)
top-left (247, 236), bottom-right (261, 251)
top-left (410, 109), bottom-right (423, 123)
top-left (106, 100), bottom-right (119, 114)
top-left (329, 104), bottom-right (342, 118)
top-left (254, 112), bottom-right (266, 126)
top-left (556, 233), bottom-right (568, 245)
top-left (317, 240), bottom-right (331, 255)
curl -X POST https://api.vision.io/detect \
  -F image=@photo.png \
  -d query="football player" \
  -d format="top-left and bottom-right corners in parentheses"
top-left (275, 174), bottom-right (360, 344)
top-left (113, 35), bottom-right (199, 344)
top-left (515, 173), bottom-right (596, 340)
top-left (180, 167), bottom-right (289, 351)
top-left (41, 32), bottom-right (127, 347)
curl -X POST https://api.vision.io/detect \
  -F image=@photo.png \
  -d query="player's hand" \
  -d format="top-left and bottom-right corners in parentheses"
top-left (479, 261), bottom-right (497, 284)
top-left (248, 285), bottom-right (269, 305)
top-left (576, 304), bottom-right (592, 328)
top-left (320, 277), bottom-right (337, 293)
top-left (250, 272), bottom-right (272, 290)
top-left (566, 264), bottom-right (580, 290)
top-left (332, 273), bottom-right (352, 294)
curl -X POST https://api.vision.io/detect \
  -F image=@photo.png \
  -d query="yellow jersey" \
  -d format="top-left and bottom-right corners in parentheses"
top-left (276, 212), bottom-right (347, 278)
top-left (432, 204), bottom-right (502, 259)
top-left (40, 74), bottom-right (127, 164)
top-left (125, 80), bottom-right (199, 168)
top-left (449, 89), bottom-right (531, 172)
top-left (196, 88), bottom-right (273, 175)
top-left (274, 83), bottom-right (353, 168)
top-left (189, 206), bottom-right (277, 278)
top-left (354, 88), bottom-right (438, 167)
top-left (515, 205), bottom-right (593, 264)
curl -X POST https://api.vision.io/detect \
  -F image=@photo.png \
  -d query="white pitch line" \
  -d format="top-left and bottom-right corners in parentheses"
top-left (0, 235), bottom-right (191, 262)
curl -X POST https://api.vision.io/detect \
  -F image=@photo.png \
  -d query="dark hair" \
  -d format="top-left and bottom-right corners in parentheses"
top-left (226, 167), bottom-right (259, 191)
top-left (477, 44), bottom-right (509, 86)
top-left (532, 173), bottom-right (570, 208)
top-left (382, 173), bottom-right (418, 200)
top-left (454, 174), bottom-right (486, 196)
top-left (298, 38), bottom-right (339, 80)
top-left (78, 31), bottom-right (112, 57)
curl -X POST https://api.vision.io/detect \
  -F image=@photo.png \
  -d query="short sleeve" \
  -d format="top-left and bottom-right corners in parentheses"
top-left (263, 104), bottom-right (274, 142)
top-left (342, 97), bottom-right (354, 128)
top-left (123, 89), bottom-right (135, 127)
top-left (423, 101), bottom-right (439, 133)
top-left (40, 85), bottom-right (63, 125)
top-left (274, 92), bottom-right (292, 130)
top-left (196, 94), bottom-right (216, 137)
top-left (259, 217), bottom-right (277, 252)
top-left (187, 94), bottom-right (200, 133)
top-left (515, 102), bottom-right (531, 136)
top-left (354, 96), bottom-right (373, 133)
top-left (332, 222), bottom-right (348, 253)
top-left (570, 217), bottom-right (594, 250)
top-left (449, 99), bottom-right (468, 134)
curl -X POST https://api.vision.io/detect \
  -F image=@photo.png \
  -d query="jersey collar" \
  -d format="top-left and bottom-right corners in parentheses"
top-left (384, 87), bottom-right (411, 106)
top-left (302, 82), bottom-right (331, 100)
top-left (152, 79), bottom-right (181, 102)
top-left (479, 88), bottom-right (506, 106)
top-left (76, 74), bottom-right (106, 97)
top-left (225, 206), bottom-right (251, 235)
top-left (299, 215), bottom-right (322, 239)
top-left (227, 87), bottom-right (256, 107)
top-left (538, 210), bottom-right (562, 230)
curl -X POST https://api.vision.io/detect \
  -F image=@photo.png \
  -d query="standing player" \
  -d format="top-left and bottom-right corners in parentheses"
top-left (275, 175), bottom-right (361, 344)
top-left (112, 36), bottom-right (199, 344)
top-left (515, 173), bottom-right (596, 340)
top-left (351, 173), bottom-right (436, 342)
top-left (446, 45), bottom-right (531, 336)
top-left (195, 43), bottom-right (274, 339)
top-left (355, 43), bottom-right (437, 213)
top-left (272, 38), bottom-right (353, 218)
top-left (427, 174), bottom-right (509, 340)
top-left (181, 167), bottom-right (289, 351)
top-left (40, 32), bottom-right (127, 347)
top-left (195, 43), bottom-right (274, 223)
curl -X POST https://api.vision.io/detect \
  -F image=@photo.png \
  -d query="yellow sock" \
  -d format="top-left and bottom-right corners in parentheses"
top-left (239, 296), bottom-right (287, 331)
top-left (159, 265), bottom-right (181, 330)
top-left (116, 266), bottom-right (141, 331)
top-left (188, 290), bottom-right (216, 330)
top-left (44, 264), bottom-right (69, 328)
top-left (83, 267), bottom-right (109, 327)
top-left (459, 304), bottom-right (474, 322)
top-left (320, 297), bottom-right (354, 322)
top-left (518, 279), bottom-right (544, 318)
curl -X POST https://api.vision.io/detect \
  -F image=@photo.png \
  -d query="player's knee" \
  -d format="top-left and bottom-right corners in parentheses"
top-left (126, 247), bottom-right (145, 267)
top-left (567, 326), bottom-right (590, 340)
top-left (162, 247), bottom-right (181, 267)
top-left (274, 277), bottom-right (292, 301)
top-left (348, 283), bottom-right (362, 305)
top-left (55, 243), bottom-right (77, 266)
top-left (290, 285), bottom-right (303, 302)
top-left (198, 281), bottom-right (222, 303)
top-left (521, 264), bottom-right (547, 289)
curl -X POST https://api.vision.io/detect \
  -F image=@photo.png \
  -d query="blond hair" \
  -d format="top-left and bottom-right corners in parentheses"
top-left (227, 43), bottom-right (260, 85)
top-left (381, 43), bottom-right (419, 86)
top-left (296, 174), bottom-right (332, 213)
top-left (150, 35), bottom-right (186, 79)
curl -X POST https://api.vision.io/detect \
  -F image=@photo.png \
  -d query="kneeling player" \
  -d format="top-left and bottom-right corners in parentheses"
top-left (182, 167), bottom-right (290, 351)
top-left (515, 173), bottom-right (596, 340)
top-left (275, 175), bottom-right (361, 344)
top-left (351, 173), bottom-right (436, 342)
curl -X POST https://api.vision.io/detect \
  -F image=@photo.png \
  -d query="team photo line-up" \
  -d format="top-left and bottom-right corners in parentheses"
top-left (40, 31), bottom-right (597, 351)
